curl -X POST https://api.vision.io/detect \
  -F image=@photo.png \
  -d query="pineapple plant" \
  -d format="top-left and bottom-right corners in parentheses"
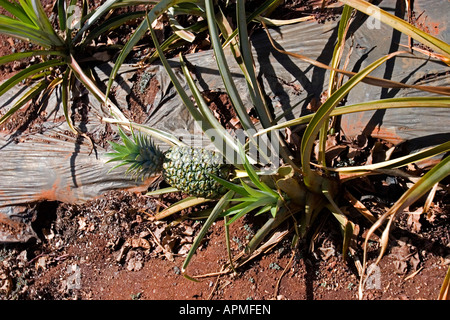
top-left (107, 129), bottom-right (234, 199)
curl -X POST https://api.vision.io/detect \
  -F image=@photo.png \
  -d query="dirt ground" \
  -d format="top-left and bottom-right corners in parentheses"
top-left (0, 187), bottom-right (448, 301)
top-left (0, 1), bottom-right (449, 302)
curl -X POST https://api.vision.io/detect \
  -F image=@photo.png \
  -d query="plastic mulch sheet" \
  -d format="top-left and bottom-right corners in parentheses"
top-left (0, 0), bottom-right (448, 242)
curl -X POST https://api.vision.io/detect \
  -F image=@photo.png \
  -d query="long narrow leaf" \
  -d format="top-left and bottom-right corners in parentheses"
top-left (155, 196), bottom-right (211, 221)
top-left (18, 0), bottom-right (40, 27)
top-left (0, 50), bottom-right (64, 66)
top-left (359, 155), bottom-right (450, 297)
top-left (67, 54), bottom-right (129, 123)
top-left (209, 174), bottom-right (250, 197)
top-left (204, 0), bottom-right (256, 134)
top-left (238, 142), bottom-right (279, 197)
top-left (83, 11), bottom-right (146, 47)
top-left (255, 96), bottom-right (450, 136)
top-left (227, 196), bottom-right (276, 225)
top-left (301, 51), bottom-right (403, 190)
top-left (388, 156), bottom-right (450, 217)
top-left (0, 79), bottom-right (48, 125)
top-left (0, 59), bottom-right (64, 97)
top-left (222, 0), bottom-right (283, 48)
top-left (438, 267), bottom-right (450, 300)
top-left (73, 0), bottom-right (121, 41)
top-left (61, 69), bottom-right (77, 134)
top-left (182, 190), bottom-right (234, 274)
top-left (179, 53), bottom-right (242, 163)
top-left (0, 0), bottom-right (34, 24)
top-left (261, 21), bottom-right (450, 96)
top-left (0, 17), bottom-right (59, 48)
top-left (103, 119), bottom-right (183, 147)
top-left (341, 0), bottom-right (450, 63)
top-left (106, 0), bottom-right (195, 98)
top-left (147, 21), bottom-right (220, 145)
top-left (236, 0), bottom-right (271, 128)
top-left (57, 0), bottom-right (67, 31)
top-left (328, 5), bottom-right (353, 95)
top-left (31, 0), bottom-right (64, 46)
top-left (235, 0), bottom-right (297, 169)
top-left (327, 140), bottom-right (450, 174)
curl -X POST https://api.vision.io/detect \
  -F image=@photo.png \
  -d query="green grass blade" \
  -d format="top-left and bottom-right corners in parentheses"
top-left (328, 5), bottom-right (352, 95)
top-left (235, 0), bottom-right (299, 169)
top-left (146, 19), bottom-right (209, 64)
top-left (240, 180), bottom-right (269, 198)
top-left (56, 0), bottom-right (67, 31)
top-left (182, 190), bottom-right (234, 274)
top-left (255, 204), bottom-right (272, 216)
top-left (320, 5), bottom-right (353, 167)
top-left (222, 0), bottom-right (282, 48)
top-left (103, 119), bottom-right (183, 147)
top-left (223, 215), bottom-right (237, 273)
top-left (18, 0), bottom-right (39, 27)
top-left (223, 201), bottom-right (251, 217)
top-left (67, 54), bottom-right (129, 123)
top-left (341, 0), bottom-right (450, 63)
top-left (147, 21), bottom-right (217, 139)
top-left (237, 0), bottom-right (272, 127)
top-left (245, 206), bottom-right (291, 254)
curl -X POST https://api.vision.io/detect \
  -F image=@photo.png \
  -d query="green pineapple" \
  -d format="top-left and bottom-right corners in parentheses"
top-left (107, 129), bottom-right (233, 199)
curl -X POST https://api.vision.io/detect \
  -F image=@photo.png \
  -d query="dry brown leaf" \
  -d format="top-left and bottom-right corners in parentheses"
top-left (406, 207), bottom-right (423, 233)
top-left (367, 141), bottom-right (386, 165)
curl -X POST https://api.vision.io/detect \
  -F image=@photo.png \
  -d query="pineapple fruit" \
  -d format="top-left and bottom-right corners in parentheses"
top-left (107, 129), bottom-right (233, 199)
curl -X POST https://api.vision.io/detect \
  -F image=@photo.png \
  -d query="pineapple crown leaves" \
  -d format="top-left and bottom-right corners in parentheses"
top-left (106, 127), bottom-right (165, 180)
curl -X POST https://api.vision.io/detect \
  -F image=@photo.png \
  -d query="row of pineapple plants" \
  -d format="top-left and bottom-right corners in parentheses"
top-left (0, 0), bottom-right (449, 299)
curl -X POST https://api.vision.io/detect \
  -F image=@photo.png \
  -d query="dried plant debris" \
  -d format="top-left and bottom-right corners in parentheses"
top-left (0, 190), bottom-right (207, 299)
